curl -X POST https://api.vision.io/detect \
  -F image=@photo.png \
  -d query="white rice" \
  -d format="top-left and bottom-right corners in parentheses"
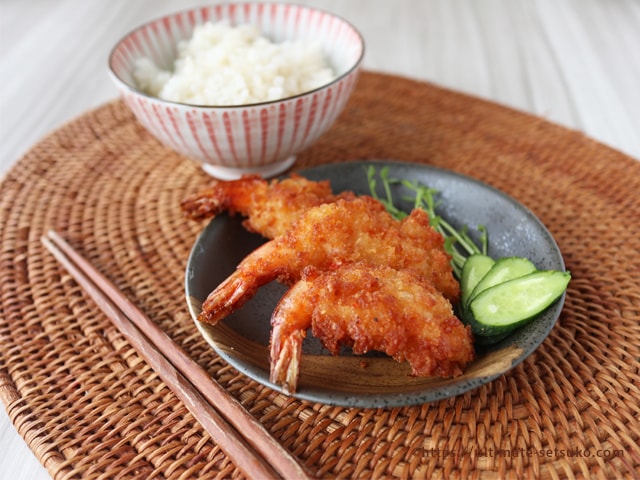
top-left (133, 21), bottom-right (336, 106)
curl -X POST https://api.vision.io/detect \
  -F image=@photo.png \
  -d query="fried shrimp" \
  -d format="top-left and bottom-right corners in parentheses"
top-left (181, 174), bottom-right (354, 239)
top-left (269, 264), bottom-right (475, 393)
top-left (198, 196), bottom-right (460, 325)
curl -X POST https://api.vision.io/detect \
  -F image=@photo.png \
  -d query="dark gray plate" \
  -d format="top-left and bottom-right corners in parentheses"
top-left (185, 160), bottom-right (566, 408)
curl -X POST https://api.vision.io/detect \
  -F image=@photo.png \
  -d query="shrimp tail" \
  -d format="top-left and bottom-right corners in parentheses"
top-left (198, 240), bottom-right (289, 324)
top-left (181, 175), bottom-right (265, 221)
top-left (269, 277), bottom-right (317, 393)
top-left (198, 270), bottom-right (259, 324)
top-left (269, 329), bottom-right (305, 394)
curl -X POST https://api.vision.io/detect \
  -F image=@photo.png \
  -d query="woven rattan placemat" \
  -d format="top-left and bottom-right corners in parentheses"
top-left (1, 71), bottom-right (638, 479)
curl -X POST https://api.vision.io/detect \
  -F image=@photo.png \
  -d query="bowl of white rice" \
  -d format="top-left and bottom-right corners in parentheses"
top-left (108, 3), bottom-right (364, 179)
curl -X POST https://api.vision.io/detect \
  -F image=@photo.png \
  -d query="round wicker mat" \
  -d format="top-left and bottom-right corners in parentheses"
top-left (1, 71), bottom-right (638, 479)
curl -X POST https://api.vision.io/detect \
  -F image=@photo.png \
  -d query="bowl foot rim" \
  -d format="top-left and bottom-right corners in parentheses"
top-left (200, 155), bottom-right (296, 180)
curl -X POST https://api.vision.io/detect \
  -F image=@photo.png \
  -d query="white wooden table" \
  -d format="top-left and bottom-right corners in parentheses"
top-left (1, 1), bottom-right (638, 478)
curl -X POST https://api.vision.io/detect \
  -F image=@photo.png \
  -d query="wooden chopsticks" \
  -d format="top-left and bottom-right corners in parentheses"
top-left (42, 230), bottom-right (312, 480)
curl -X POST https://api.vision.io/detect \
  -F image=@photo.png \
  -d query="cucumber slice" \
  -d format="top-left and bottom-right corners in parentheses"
top-left (467, 256), bottom-right (537, 306)
top-left (468, 270), bottom-right (571, 336)
top-left (460, 254), bottom-right (495, 308)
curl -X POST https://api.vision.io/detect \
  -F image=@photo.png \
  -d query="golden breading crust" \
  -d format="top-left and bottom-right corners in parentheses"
top-left (180, 174), bottom-right (354, 239)
top-left (199, 196), bottom-right (460, 325)
top-left (270, 264), bottom-right (474, 393)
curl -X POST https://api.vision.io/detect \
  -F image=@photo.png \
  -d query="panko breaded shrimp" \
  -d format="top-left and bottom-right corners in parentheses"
top-left (269, 264), bottom-right (474, 393)
top-left (180, 174), bottom-right (354, 239)
top-left (198, 196), bottom-right (460, 325)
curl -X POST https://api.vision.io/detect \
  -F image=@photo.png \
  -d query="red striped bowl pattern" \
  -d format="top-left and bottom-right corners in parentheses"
top-left (109, 3), bottom-right (364, 178)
